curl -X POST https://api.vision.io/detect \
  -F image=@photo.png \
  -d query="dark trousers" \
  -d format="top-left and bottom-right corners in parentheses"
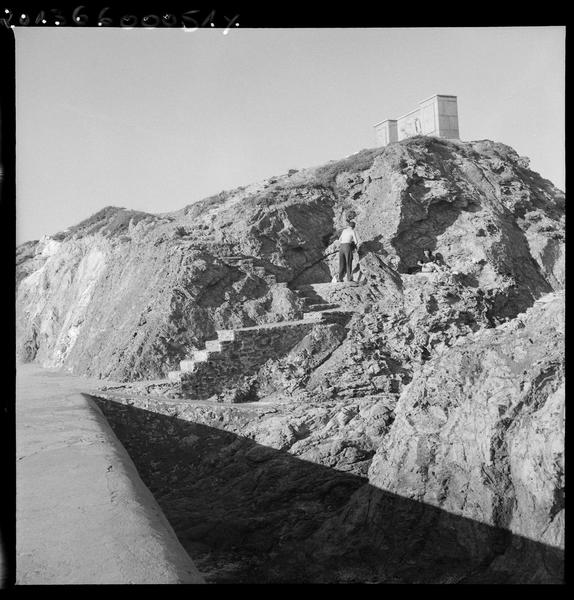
top-left (338, 243), bottom-right (354, 281)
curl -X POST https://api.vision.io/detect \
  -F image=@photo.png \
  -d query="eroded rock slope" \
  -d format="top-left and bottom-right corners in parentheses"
top-left (93, 291), bottom-right (564, 583)
top-left (17, 137), bottom-right (563, 382)
top-left (17, 135), bottom-right (565, 582)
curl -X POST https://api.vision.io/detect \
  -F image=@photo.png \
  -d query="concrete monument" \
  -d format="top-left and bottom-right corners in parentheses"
top-left (374, 94), bottom-right (459, 146)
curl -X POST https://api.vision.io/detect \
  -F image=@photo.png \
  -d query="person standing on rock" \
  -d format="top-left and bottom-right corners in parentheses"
top-left (338, 221), bottom-right (360, 282)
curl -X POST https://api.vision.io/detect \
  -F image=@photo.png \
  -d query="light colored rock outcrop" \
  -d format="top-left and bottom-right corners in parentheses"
top-left (369, 292), bottom-right (564, 552)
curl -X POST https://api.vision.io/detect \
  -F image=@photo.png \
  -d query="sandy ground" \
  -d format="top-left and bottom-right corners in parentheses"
top-left (14, 363), bottom-right (204, 585)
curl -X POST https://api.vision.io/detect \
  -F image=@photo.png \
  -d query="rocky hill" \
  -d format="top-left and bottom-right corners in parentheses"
top-left (16, 135), bottom-right (565, 582)
top-left (92, 291), bottom-right (564, 583)
top-left (16, 137), bottom-right (563, 382)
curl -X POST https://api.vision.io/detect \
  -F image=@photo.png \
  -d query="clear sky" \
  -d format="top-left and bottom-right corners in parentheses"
top-left (15, 26), bottom-right (565, 244)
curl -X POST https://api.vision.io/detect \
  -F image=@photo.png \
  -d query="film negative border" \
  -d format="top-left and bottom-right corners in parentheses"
top-left (1, 6), bottom-right (240, 31)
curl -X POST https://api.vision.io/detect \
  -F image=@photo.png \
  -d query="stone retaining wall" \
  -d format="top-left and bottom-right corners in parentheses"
top-left (181, 320), bottom-right (317, 400)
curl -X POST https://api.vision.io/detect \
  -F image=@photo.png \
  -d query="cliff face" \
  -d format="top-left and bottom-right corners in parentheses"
top-left (368, 293), bottom-right (565, 549)
top-left (16, 137), bottom-right (564, 382)
top-left (93, 292), bottom-right (564, 583)
top-left (306, 292), bottom-right (564, 583)
top-left (16, 136), bottom-right (565, 582)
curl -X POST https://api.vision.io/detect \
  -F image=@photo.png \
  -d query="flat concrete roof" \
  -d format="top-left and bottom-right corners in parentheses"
top-left (373, 118), bottom-right (397, 127)
top-left (374, 95), bottom-right (458, 127)
top-left (419, 93), bottom-right (458, 103)
top-left (15, 364), bottom-right (205, 585)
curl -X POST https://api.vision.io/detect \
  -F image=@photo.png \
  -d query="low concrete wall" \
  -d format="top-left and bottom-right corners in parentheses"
top-left (16, 364), bottom-right (204, 585)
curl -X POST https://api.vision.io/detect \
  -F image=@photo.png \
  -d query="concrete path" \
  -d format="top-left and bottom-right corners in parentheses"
top-left (15, 364), bottom-right (205, 585)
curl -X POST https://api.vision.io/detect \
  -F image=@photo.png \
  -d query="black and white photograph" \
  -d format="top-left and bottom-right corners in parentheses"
top-left (5, 12), bottom-right (565, 585)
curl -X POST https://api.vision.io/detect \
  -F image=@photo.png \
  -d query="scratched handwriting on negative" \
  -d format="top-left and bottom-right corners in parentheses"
top-left (1, 7), bottom-right (240, 33)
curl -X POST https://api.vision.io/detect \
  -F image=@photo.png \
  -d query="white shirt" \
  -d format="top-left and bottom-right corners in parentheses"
top-left (339, 227), bottom-right (359, 245)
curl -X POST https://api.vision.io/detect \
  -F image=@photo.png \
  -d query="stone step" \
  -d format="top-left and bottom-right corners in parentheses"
top-left (179, 359), bottom-right (197, 372)
top-left (311, 281), bottom-right (358, 290)
top-left (307, 310), bottom-right (354, 324)
top-left (193, 350), bottom-right (209, 362)
top-left (204, 339), bottom-right (222, 352)
top-left (221, 255), bottom-right (253, 262)
top-left (305, 303), bottom-right (340, 312)
top-left (311, 282), bottom-right (359, 294)
top-left (227, 316), bottom-right (318, 333)
top-left (217, 329), bottom-right (236, 342)
top-left (303, 312), bottom-right (324, 322)
top-left (193, 349), bottom-right (223, 363)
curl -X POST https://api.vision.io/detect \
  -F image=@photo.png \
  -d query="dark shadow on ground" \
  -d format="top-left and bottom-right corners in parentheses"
top-left (88, 395), bottom-right (564, 584)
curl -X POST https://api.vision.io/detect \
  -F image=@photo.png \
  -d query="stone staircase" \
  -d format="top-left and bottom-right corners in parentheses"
top-left (295, 283), bottom-right (354, 323)
top-left (167, 281), bottom-right (354, 400)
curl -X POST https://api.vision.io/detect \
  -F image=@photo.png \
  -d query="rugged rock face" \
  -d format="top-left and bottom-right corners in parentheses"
top-left (93, 291), bottom-right (563, 583)
top-left (305, 291), bottom-right (564, 583)
top-left (16, 136), bottom-right (565, 583)
top-left (17, 137), bottom-right (563, 381)
top-left (368, 292), bottom-right (565, 549)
